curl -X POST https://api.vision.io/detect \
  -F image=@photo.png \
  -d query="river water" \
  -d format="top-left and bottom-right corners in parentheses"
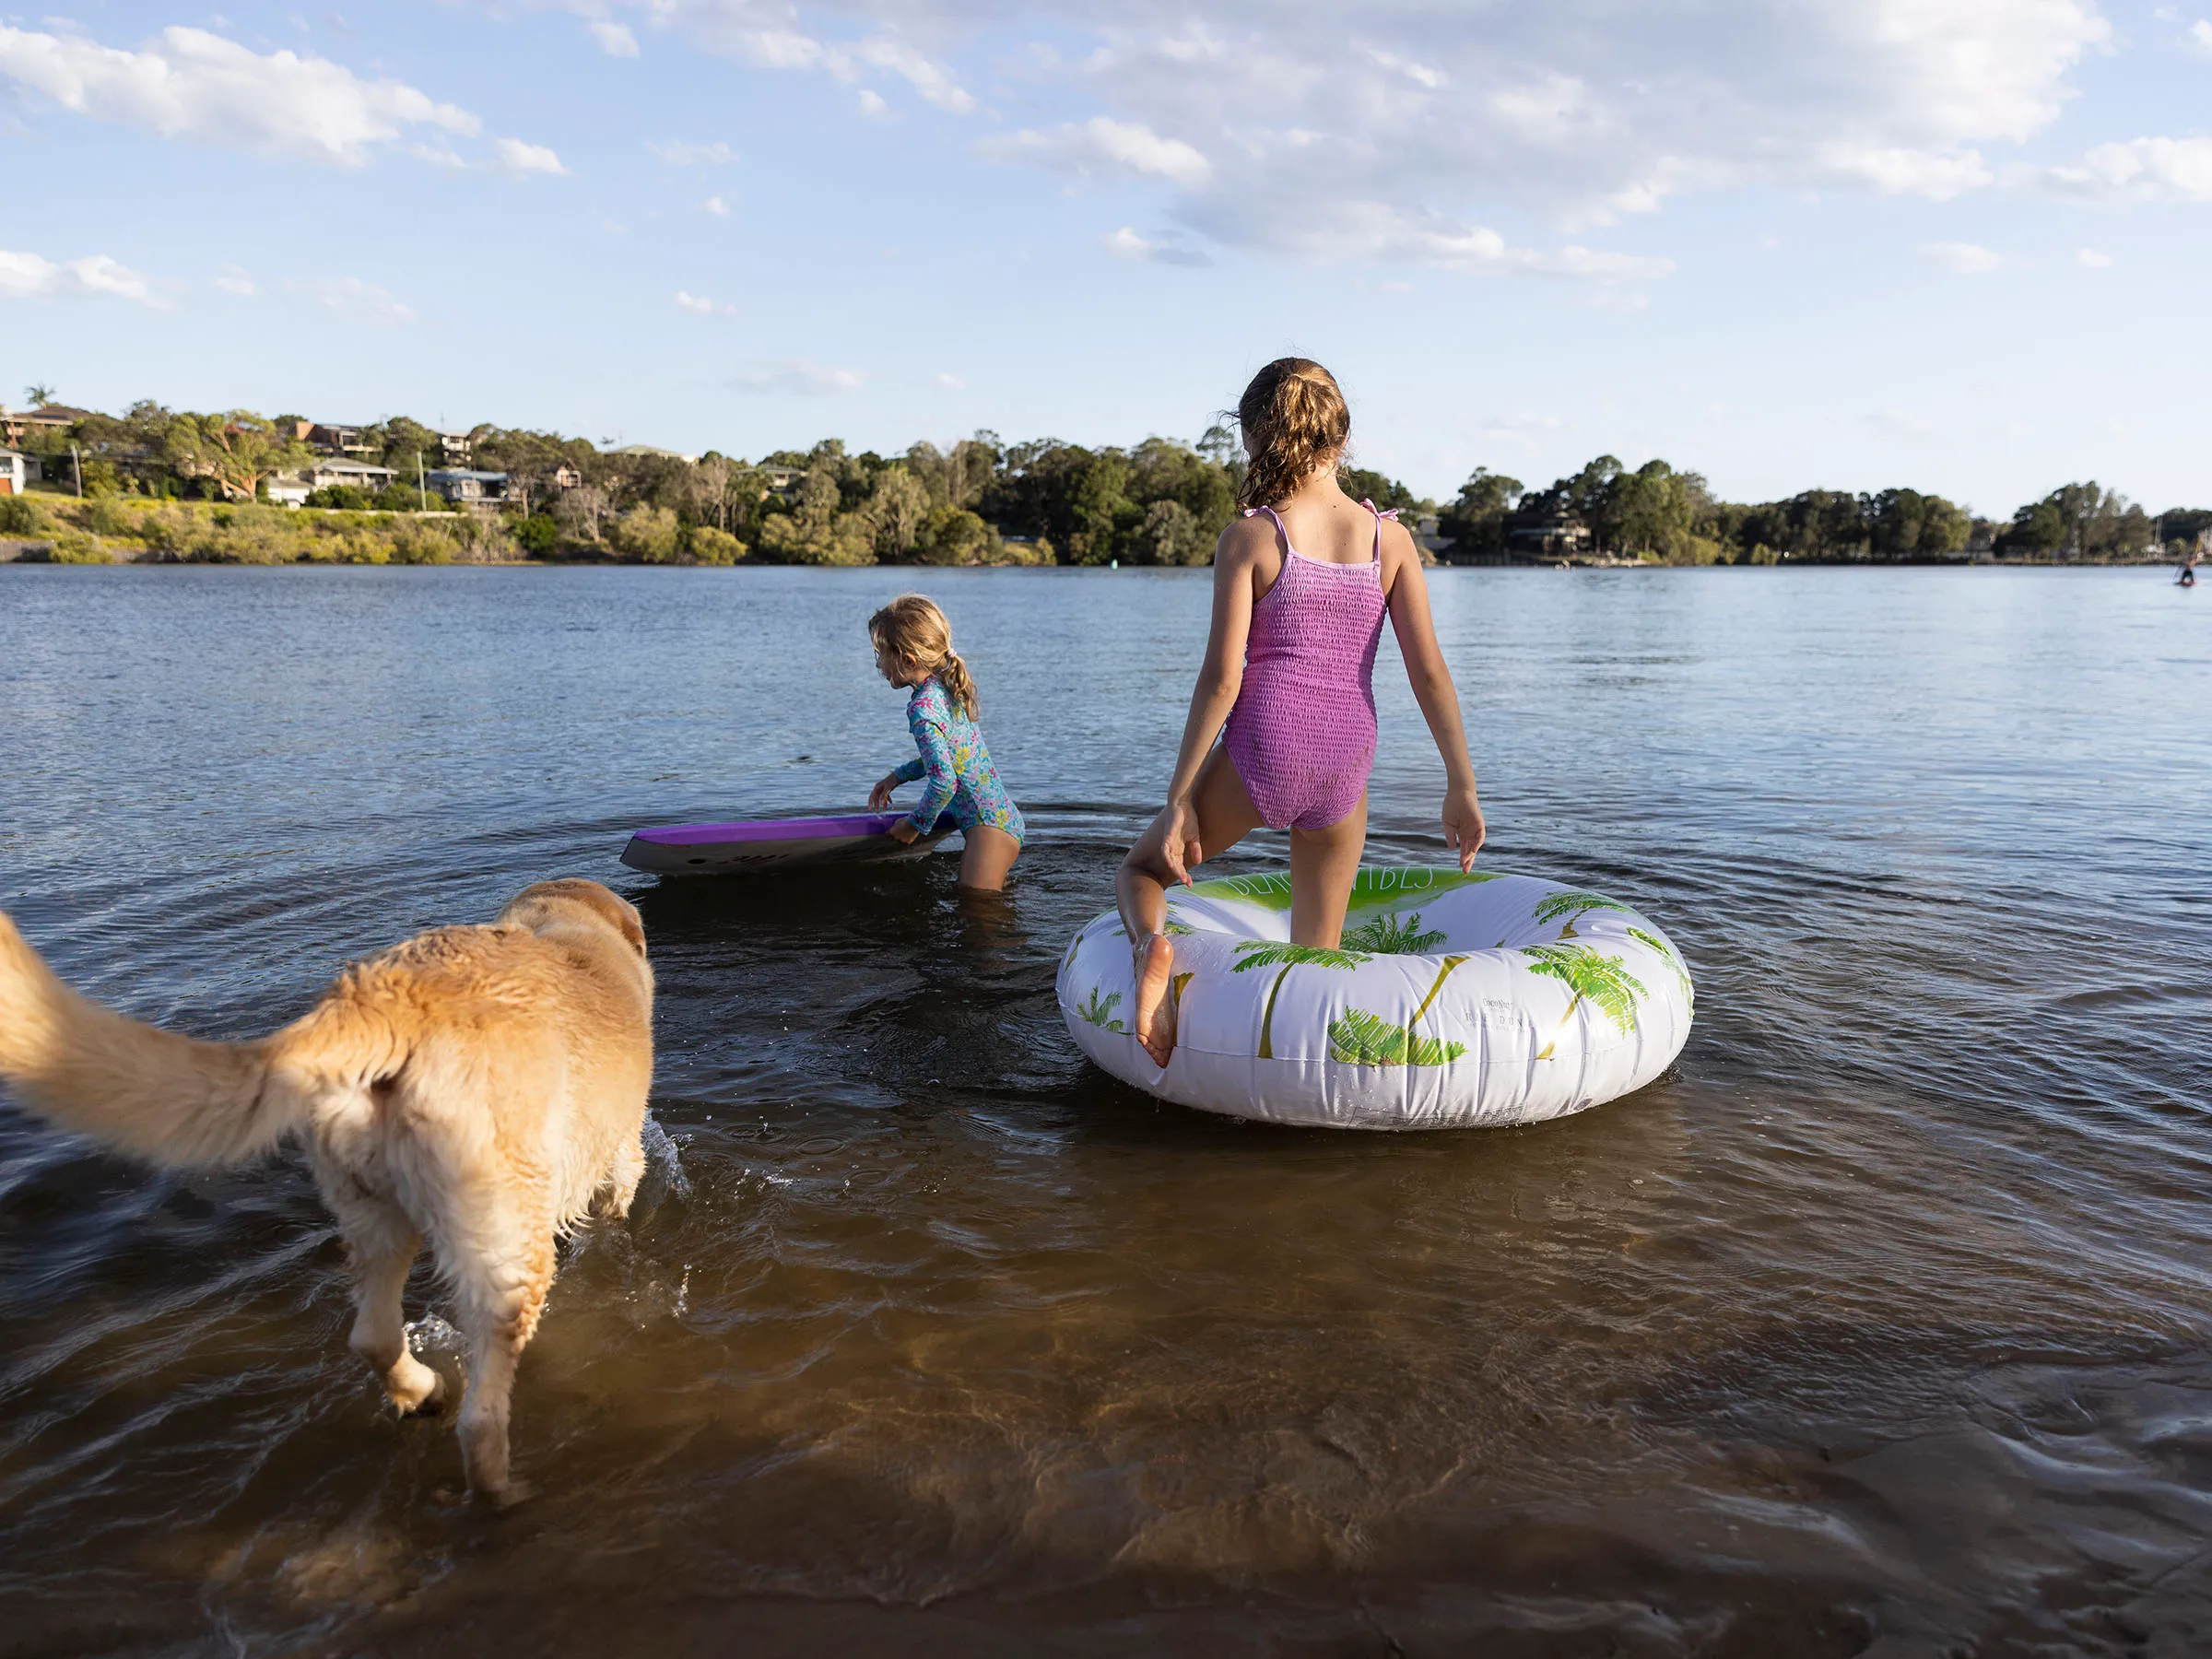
top-left (0, 564), bottom-right (2206, 1654)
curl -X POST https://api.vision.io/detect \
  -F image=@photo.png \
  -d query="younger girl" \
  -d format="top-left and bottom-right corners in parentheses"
top-left (867, 595), bottom-right (1025, 891)
top-left (1119, 358), bottom-right (1486, 1065)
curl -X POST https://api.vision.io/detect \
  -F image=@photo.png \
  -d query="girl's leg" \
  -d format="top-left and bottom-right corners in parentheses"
top-left (1288, 792), bottom-right (1368, 948)
top-left (1119, 747), bottom-right (1263, 1065)
top-left (958, 825), bottom-right (1021, 892)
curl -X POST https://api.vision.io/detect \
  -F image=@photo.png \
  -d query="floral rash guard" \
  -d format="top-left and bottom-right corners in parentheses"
top-left (891, 675), bottom-right (1025, 844)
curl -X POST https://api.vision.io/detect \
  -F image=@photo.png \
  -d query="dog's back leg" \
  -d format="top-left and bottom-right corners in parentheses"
top-left (328, 1186), bottom-right (446, 1417)
top-left (453, 1224), bottom-right (556, 1506)
top-left (602, 1128), bottom-right (647, 1220)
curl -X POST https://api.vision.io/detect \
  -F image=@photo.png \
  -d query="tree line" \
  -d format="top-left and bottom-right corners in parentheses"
top-left (9, 397), bottom-right (2200, 566)
top-left (1440, 456), bottom-right (2207, 563)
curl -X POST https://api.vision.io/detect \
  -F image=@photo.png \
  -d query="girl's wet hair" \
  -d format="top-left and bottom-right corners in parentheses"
top-left (868, 594), bottom-right (979, 720)
top-left (1236, 358), bottom-right (1351, 510)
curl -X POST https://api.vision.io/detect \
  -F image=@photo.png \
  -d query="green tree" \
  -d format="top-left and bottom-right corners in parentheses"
top-left (1133, 498), bottom-right (1209, 565)
top-left (163, 412), bottom-right (313, 502)
top-left (687, 524), bottom-right (747, 564)
top-left (512, 513), bottom-right (559, 557)
top-left (1437, 467), bottom-right (1523, 558)
top-left (609, 504), bottom-right (682, 561)
top-left (865, 465), bottom-right (930, 559)
top-left (24, 382), bottom-right (55, 406)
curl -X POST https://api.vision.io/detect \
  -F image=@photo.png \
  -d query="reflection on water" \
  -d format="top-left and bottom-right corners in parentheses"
top-left (0, 564), bottom-right (2208, 1653)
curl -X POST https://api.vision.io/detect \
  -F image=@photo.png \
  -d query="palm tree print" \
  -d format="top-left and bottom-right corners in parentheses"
top-left (1077, 987), bottom-right (1125, 1032)
top-left (1532, 889), bottom-right (1633, 940)
top-left (1191, 865), bottom-right (1499, 914)
top-left (1342, 909), bottom-right (1445, 955)
top-left (1521, 943), bottom-right (1647, 1060)
top-left (1231, 938), bottom-right (1371, 1059)
top-left (1330, 1006), bottom-right (1466, 1066)
top-left (1628, 925), bottom-right (1694, 1013)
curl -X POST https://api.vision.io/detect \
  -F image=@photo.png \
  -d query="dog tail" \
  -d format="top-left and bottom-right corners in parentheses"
top-left (0, 909), bottom-right (302, 1166)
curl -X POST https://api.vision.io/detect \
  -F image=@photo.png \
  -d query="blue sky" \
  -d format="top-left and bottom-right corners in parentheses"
top-left (5, 1), bottom-right (2209, 513)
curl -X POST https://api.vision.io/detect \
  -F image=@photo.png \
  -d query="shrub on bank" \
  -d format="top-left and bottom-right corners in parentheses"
top-left (0, 496), bottom-right (47, 535)
top-left (608, 505), bottom-right (681, 562)
top-left (687, 525), bottom-right (747, 564)
top-left (49, 528), bottom-right (111, 563)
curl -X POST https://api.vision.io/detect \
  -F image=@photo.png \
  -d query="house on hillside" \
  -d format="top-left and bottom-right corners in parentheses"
top-left (293, 421), bottom-right (380, 457)
top-left (606, 442), bottom-right (697, 465)
top-left (1505, 503), bottom-right (1594, 561)
top-left (760, 465), bottom-right (806, 496)
top-left (1, 405), bottom-right (94, 447)
top-left (271, 457), bottom-right (398, 506)
top-left (426, 468), bottom-right (509, 504)
top-left (0, 449), bottom-right (37, 495)
top-left (552, 463), bottom-right (583, 490)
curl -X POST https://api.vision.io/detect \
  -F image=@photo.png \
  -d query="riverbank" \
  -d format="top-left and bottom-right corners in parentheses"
top-left (0, 494), bottom-right (2186, 571)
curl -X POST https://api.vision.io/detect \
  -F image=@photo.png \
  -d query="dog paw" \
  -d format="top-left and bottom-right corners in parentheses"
top-left (479, 1476), bottom-right (535, 1513)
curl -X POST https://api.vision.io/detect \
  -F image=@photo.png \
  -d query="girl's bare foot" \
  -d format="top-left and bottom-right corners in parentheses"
top-left (1133, 933), bottom-right (1177, 1065)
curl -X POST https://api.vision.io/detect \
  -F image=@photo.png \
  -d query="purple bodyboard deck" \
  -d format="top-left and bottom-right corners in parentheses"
top-left (620, 811), bottom-right (952, 876)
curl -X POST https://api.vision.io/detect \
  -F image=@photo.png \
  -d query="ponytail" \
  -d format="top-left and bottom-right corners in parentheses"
top-left (936, 650), bottom-right (980, 722)
top-left (1236, 357), bottom-right (1350, 510)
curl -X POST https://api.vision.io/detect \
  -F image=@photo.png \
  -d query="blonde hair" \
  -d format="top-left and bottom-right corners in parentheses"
top-left (868, 594), bottom-right (978, 720)
top-left (1236, 357), bottom-right (1350, 510)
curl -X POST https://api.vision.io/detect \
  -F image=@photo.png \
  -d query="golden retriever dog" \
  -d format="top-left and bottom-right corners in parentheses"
top-left (0, 878), bottom-right (653, 1505)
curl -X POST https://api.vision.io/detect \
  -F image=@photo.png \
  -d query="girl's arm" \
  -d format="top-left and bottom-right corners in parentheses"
top-left (868, 757), bottom-right (925, 810)
top-left (1382, 529), bottom-right (1486, 870)
top-left (1138, 523), bottom-right (1264, 883)
top-left (896, 710), bottom-right (959, 839)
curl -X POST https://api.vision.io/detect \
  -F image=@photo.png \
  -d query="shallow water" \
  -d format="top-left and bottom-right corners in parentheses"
top-left (0, 563), bottom-right (2206, 1655)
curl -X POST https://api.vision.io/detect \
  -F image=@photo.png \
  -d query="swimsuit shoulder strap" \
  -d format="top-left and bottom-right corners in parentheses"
top-left (1361, 499), bottom-right (1399, 562)
top-left (1242, 503), bottom-right (1294, 557)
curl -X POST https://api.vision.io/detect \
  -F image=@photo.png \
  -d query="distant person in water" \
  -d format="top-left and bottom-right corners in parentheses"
top-left (1117, 358), bottom-right (1486, 1065)
top-left (867, 594), bottom-right (1024, 892)
top-left (2182, 547), bottom-right (2199, 586)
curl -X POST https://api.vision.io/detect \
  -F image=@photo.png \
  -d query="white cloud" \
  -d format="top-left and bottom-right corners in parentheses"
top-left (985, 117), bottom-right (1212, 186)
top-left (1102, 226), bottom-right (1210, 266)
top-left (2077, 246), bottom-right (2114, 267)
top-left (648, 139), bottom-right (738, 165)
top-left (0, 249), bottom-right (163, 306)
top-left (728, 358), bottom-right (864, 394)
top-left (704, 194), bottom-right (731, 215)
top-left (935, 371), bottom-right (967, 390)
top-left (591, 20), bottom-right (641, 56)
top-left (857, 88), bottom-right (890, 118)
top-left (494, 137), bottom-right (566, 175)
top-left (473, 0), bottom-right (2111, 276)
top-left (2041, 135), bottom-right (2212, 202)
top-left (215, 267), bottom-right (255, 295)
top-left (302, 276), bottom-right (414, 324)
top-left (0, 23), bottom-right (480, 165)
top-left (2190, 18), bottom-right (2212, 54)
top-left (1817, 142), bottom-right (1994, 199)
top-left (1918, 240), bottom-right (2006, 274)
top-left (674, 289), bottom-right (719, 312)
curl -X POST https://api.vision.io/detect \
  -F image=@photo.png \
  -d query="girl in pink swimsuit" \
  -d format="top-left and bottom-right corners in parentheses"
top-left (1117, 358), bottom-right (1487, 1066)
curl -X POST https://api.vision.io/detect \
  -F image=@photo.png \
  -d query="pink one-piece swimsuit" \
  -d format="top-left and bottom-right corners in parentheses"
top-left (1222, 500), bottom-right (1395, 831)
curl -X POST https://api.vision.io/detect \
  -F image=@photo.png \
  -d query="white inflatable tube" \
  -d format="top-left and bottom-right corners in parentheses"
top-left (1057, 866), bottom-right (1694, 1130)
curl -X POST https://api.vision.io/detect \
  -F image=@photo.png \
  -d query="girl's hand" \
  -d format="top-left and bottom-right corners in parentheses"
top-left (888, 818), bottom-right (921, 844)
top-left (868, 773), bottom-right (902, 811)
top-left (1139, 796), bottom-right (1205, 887)
top-left (1442, 785), bottom-right (1486, 873)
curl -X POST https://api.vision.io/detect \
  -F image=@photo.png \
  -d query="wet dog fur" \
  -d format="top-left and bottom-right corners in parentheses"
top-left (0, 878), bottom-right (653, 1505)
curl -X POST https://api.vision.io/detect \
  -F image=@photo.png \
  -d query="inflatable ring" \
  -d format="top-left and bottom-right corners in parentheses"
top-left (1057, 866), bottom-right (1693, 1130)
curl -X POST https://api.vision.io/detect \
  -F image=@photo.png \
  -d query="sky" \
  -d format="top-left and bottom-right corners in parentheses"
top-left (3, 0), bottom-right (2209, 515)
